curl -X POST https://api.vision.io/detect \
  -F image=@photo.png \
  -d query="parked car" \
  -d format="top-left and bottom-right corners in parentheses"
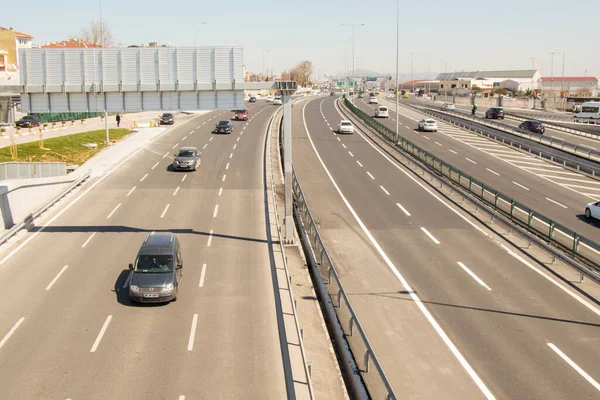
top-left (375, 106), bottom-right (389, 118)
top-left (234, 108), bottom-right (249, 121)
top-left (128, 233), bottom-right (183, 304)
top-left (519, 120), bottom-right (545, 134)
top-left (15, 115), bottom-right (41, 128)
top-left (338, 120), bottom-right (354, 134)
top-left (172, 147), bottom-right (200, 171)
top-left (418, 119), bottom-right (438, 132)
top-left (369, 96), bottom-right (378, 104)
top-left (273, 96), bottom-right (282, 105)
top-left (485, 107), bottom-right (505, 119)
top-left (441, 103), bottom-right (456, 111)
top-left (585, 201), bottom-right (600, 220)
top-left (159, 113), bottom-right (175, 125)
top-left (249, 96), bottom-right (257, 103)
top-left (214, 120), bottom-right (233, 134)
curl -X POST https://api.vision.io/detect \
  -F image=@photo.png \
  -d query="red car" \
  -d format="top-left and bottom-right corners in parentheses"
top-left (234, 108), bottom-right (248, 121)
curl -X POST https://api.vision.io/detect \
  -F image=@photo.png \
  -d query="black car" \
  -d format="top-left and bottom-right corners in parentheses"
top-left (485, 107), bottom-right (504, 119)
top-left (159, 113), bottom-right (175, 125)
top-left (330, 91), bottom-right (335, 96)
top-left (214, 120), bottom-right (233, 134)
top-left (15, 115), bottom-right (41, 128)
top-left (249, 96), bottom-right (257, 103)
top-left (519, 120), bottom-right (545, 134)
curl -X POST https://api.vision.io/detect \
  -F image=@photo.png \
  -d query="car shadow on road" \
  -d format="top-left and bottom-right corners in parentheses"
top-left (346, 291), bottom-right (600, 328)
top-left (33, 225), bottom-right (272, 245)
top-left (576, 214), bottom-right (600, 228)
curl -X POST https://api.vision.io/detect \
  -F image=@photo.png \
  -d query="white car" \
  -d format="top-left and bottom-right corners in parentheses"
top-left (585, 201), bottom-right (600, 219)
top-left (338, 120), bottom-right (354, 134)
top-left (418, 119), bottom-right (438, 132)
top-left (273, 96), bottom-right (282, 105)
top-left (375, 106), bottom-right (389, 118)
top-left (441, 103), bottom-right (456, 111)
top-left (369, 96), bottom-right (378, 104)
top-left (267, 96), bottom-right (274, 102)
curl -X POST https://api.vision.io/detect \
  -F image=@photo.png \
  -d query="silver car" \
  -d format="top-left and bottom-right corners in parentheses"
top-left (418, 119), bottom-right (438, 132)
top-left (173, 147), bottom-right (200, 171)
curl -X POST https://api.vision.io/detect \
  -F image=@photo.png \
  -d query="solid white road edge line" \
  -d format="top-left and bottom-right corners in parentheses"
top-left (396, 203), bottom-right (411, 216)
top-left (547, 343), bottom-right (600, 392)
top-left (332, 99), bottom-right (489, 237)
top-left (90, 315), bottom-right (112, 353)
top-left (45, 265), bottom-right (69, 291)
top-left (500, 243), bottom-right (600, 317)
top-left (303, 99), bottom-right (496, 400)
top-left (207, 230), bottom-right (214, 247)
top-left (457, 262), bottom-right (492, 291)
top-left (81, 232), bottom-right (96, 248)
top-left (187, 314), bottom-right (198, 351)
top-left (420, 227), bottom-right (440, 244)
top-left (0, 317), bottom-right (25, 350)
top-left (199, 263), bottom-right (207, 287)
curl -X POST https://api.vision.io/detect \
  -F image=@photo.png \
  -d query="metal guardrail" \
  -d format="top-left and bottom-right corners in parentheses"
top-left (413, 103), bottom-right (600, 163)
top-left (344, 98), bottom-right (600, 273)
top-left (268, 108), bottom-right (315, 399)
top-left (510, 111), bottom-right (600, 126)
top-left (506, 112), bottom-right (600, 137)
top-left (0, 169), bottom-right (91, 246)
top-left (0, 162), bottom-right (67, 180)
top-left (397, 101), bottom-right (600, 177)
top-left (292, 169), bottom-right (396, 400)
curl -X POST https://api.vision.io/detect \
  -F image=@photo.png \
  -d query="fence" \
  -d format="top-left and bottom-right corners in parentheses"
top-left (292, 169), bottom-right (396, 400)
top-left (343, 97), bottom-right (600, 273)
top-left (0, 162), bottom-right (66, 181)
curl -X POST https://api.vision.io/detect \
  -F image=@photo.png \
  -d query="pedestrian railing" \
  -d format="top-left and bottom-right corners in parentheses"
top-left (343, 97), bottom-right (600, 273)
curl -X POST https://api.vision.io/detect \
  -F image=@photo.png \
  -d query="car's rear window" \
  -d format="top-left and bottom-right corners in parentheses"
top-left (425, 119), bottom-right (436, 123)
top-left (341, 122), bottom-right (352, 126)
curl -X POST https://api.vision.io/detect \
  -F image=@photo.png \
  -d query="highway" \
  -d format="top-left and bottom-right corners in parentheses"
top-left (354, 96), bottom-right (600, 243)
top-left (292, 94), bottom-right (600, 399)
top-left (0, 102), bottom-right (290, 399)
top-left (431, 101), bottom-right (600, 149)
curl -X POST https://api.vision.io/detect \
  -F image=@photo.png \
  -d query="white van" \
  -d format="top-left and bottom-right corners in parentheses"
top-left (273, 96), bottom-right (282, 105)
top-left (375, 106), bottom-right (389, 118)
top-left (574, 101), bottom-right (600, 119)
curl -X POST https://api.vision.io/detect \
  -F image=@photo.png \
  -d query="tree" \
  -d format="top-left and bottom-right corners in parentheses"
top-left (578, 87), bottom-right (592, 97)
top-left (471, 85), bottom-right (482, 92)
top-left (492, 88), bottom-right (509, 96)
top-left (72, 21), bottom-right (114, 47)
top-left (293, 60), bottom-right (313, 87)
top-left (281, 70), bottom-right (291, 81)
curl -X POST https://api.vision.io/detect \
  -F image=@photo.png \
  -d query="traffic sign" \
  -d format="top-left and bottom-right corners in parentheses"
top-left (366, 77), bottom-right (377, 82)
top-left (337, 81), bottom-right (343, 86)
top-left (348, 81), bottom-right (357, 87)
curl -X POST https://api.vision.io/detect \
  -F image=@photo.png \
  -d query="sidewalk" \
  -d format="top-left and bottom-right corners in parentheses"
top-left (0, 111), bottom-right (180, 148)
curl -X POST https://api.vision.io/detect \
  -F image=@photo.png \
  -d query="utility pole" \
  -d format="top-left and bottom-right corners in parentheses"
top-left (99, 0), bottom-right (109, 144)
top-left (394, 0), bottom-right (399, 144)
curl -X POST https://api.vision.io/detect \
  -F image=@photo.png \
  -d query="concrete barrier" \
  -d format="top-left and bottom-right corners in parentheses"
top-left (0, 174), bottom-right (78, 230)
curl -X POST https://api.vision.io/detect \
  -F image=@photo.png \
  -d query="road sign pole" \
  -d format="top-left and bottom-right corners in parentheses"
top-left (283, 92), bottom-right (294, 244)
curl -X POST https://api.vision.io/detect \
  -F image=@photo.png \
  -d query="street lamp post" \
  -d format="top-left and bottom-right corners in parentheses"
top-left (99, 0), bottom-right (109, 144)
top-left (550, 48), bottom-right (558, 100)
top-left (194, 22), bottom-right (208, 47)
top-left (394, 0), bottom-right (399, 144)
top-left (262, 49), bottom-right (271, 81)
top-left (440, 60), bottom-right (448, 102)
top-left (342, 22), bottom-right (365, 100)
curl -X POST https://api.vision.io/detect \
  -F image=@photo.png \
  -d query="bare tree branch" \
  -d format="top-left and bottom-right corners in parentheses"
top-left (73, 21), bottom-right (114, 47)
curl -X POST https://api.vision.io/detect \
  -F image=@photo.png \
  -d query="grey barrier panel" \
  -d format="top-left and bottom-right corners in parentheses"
top-left (0, 162), bottom-right (67, 180)
top-left (343, 97), bottom-right (600, 272)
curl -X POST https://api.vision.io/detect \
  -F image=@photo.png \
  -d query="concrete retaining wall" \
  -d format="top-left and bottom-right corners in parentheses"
top-left (0, 174), bottom-right (77, 230)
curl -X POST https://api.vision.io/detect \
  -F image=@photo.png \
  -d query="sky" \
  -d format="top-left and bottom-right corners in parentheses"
top-left (3, 0), bottom-right (600, 79)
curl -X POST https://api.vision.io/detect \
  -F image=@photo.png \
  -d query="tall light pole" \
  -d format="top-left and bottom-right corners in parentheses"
top-left (341, 22), bottom-right (365, 98)
top-left (410, 52), bottom-right (414, 92)
top-left (550, 48), bottom-right (558, 100)
top-left (262, 49), bottom-right (271, 81)
top-left (99, 0), bottom-right (109, 144)
top-left (194, 22), bottom-right (208, 47)
top-left (561, 51), bottom-right (566, 101)
top-left (394, 0), bottom-right (399, 144)
top-left (440, 60), bottom-right (448, 101)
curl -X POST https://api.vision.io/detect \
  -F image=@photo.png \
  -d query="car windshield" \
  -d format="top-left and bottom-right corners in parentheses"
top-left (162, 114), bottom-right (172, 118)
top-left (134, 255), bottom-right (173, 273)
top-left (177, 150), bottom-right (195, 157)
top-left (218, 121), bottom-right (229, 126)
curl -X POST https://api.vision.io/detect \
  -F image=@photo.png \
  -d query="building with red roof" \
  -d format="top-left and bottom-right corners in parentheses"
top-left (41, 39), bottom-right (103, 49)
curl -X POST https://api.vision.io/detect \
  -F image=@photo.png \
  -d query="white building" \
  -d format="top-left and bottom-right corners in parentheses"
top-left (539, 77), bottom-right (599, 97)
top-left (435, 70), bottom-right (540, 93)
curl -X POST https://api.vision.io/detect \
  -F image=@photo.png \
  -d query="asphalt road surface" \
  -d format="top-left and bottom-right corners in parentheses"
top-left (0, 101), bottom-right (290, 399)
top-left (292, 94), bottom-right (600, 399)
top-left (357, 96), bottom-right (600, 243)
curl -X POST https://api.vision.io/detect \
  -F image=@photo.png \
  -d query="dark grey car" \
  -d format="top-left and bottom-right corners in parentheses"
top-left (128, 234), bottom-right (183, 304)
top-left (172, 147), bottom-right (200, 171)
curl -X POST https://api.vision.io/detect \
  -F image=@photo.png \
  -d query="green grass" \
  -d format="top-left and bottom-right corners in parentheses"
top-left (0, 129), bottom-right (131, 164)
